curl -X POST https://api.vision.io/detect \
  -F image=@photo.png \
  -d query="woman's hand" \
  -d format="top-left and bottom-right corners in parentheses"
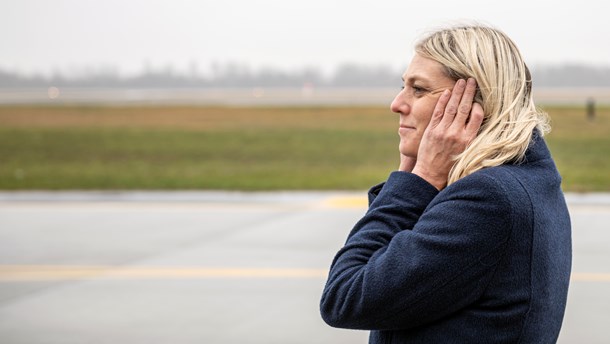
top-left (399, 154), bottom-right (417, 172)
top-left (411, 78), bottom-right (484, 190)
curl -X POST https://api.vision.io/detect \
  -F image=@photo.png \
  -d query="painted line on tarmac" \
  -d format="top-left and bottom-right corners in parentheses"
top-left (0, 265), bottom-right (328, 281)
top-left (323, 196), bottom-right (368, 208)
top-left (321, 196), bottom-right (610, 212)
top-left (0, 266), bottom-right (608, 282)
top-left (571, 272), bottom-right (610, 282)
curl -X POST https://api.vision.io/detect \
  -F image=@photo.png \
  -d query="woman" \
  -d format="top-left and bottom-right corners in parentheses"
top-left (320, 25), bottom-right (571, 343)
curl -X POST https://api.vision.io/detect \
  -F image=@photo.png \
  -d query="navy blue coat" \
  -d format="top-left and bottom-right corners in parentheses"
top-left (320, 133), bottom-right (572, 343)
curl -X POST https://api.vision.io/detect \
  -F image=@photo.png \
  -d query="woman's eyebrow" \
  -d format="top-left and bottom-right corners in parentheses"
top-left (410, 75), bottom-right (430, 83)
top-left (402, 74), bottom-right (430, 84)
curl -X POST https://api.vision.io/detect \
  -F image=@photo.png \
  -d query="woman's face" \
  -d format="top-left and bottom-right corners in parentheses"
top-left (391, 54), bottom-right (456, 158)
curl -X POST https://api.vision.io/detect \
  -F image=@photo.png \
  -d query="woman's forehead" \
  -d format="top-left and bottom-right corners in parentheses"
top-left (402, 55), bottom-right (449, 83)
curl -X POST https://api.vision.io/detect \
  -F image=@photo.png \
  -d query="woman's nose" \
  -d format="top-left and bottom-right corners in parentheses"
top-left (390, 91), bottom-right (409, 114)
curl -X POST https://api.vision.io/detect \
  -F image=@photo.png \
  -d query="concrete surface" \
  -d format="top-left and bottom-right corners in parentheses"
top-left (0, 191), bottom-right (609, 343)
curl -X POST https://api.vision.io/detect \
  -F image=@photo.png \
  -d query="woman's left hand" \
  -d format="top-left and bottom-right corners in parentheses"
top-left (399, 154), bottom-right (417, 172)
top-left (411, 78), bottom-right (484, 190)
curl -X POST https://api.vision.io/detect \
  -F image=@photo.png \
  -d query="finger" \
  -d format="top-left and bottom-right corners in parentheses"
top-left (465, 102), bottom-right (484, 138)
top-left (440, 79), bottom-right (466, 127)
top-left (453, 78), bottom-right (477, 127)
top-left (429, 89), bottom-right (452, 128)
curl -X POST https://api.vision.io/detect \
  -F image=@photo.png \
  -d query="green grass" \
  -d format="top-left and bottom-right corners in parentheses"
top-left (543, 106), bottom-right (610, 192)
top-left (0, 105), bottom-right (608, 191)
top-left (0, 129), bottom-right (396, 190)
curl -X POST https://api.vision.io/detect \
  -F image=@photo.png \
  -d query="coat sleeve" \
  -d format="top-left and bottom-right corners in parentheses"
top-left (320, 171), bottom-right (514, 330)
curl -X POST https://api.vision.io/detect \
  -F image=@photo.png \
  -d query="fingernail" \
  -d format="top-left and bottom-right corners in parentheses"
top-left (467, 78), bottom-right (476, 86)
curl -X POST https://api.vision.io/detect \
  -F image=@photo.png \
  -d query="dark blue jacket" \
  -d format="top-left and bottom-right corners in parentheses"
top-left (320, 134), bottom-right (572, 343)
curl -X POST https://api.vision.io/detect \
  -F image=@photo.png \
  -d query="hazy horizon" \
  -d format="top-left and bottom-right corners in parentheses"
top-left (3, 62), bottom-right (610, 91)
top-left (3, 60), bottom-right (610, 80)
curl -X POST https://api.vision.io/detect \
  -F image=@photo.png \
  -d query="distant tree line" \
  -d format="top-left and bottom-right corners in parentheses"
top-left (1, 63), bottom-right (610, 88)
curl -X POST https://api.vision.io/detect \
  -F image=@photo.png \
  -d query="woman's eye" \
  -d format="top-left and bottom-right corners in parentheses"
top-left (412, 85), bottom-right (426, 94)
top-left (401, 82), bottom-right (428, 96)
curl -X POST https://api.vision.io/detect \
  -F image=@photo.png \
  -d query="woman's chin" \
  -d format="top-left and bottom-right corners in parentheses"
top-left (399, 144), bottom-right (417, 158)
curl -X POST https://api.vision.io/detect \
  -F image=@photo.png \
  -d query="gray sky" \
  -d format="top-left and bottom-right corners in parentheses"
top-left (2, 0), bottom-right (609, 77)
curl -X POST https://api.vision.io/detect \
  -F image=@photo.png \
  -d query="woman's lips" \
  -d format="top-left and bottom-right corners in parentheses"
top-left (399, 125), bottom-right (415, 133)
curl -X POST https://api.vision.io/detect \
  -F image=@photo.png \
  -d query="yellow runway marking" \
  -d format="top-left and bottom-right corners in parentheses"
top-left (323, 196), bottom-right (368, 208)
top-left (0, 266), bottom-right (608, 282)
top-left (571, 272), bottom-right (610, 282)
top-left (0, 266), bottom-right (328, 281)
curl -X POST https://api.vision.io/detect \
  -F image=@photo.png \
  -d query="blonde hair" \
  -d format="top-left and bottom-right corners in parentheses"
top-left (415, 24), bottom-right (550, 185)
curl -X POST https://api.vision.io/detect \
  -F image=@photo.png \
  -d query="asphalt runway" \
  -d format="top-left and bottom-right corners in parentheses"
top-left (0, 191), bottom-right (609, 344)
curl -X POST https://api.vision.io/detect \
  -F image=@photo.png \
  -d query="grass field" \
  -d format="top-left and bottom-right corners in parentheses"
top-left (0, 104), bottom-right (608, 191)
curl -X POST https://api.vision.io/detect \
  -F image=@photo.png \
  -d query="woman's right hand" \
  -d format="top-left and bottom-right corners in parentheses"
top-left (411, 78), bottom-right (484, 190)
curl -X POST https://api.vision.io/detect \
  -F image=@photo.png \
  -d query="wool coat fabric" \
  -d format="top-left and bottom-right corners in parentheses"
top-left (320, 133), bottom-right (572, 343)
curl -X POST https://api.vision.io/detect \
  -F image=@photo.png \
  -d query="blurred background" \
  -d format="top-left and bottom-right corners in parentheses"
top-left (1, 0), bottom-right (609, 343)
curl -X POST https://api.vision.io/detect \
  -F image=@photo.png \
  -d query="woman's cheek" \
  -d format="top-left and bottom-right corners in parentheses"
top-left (399, 135), bottom-right (420, 157)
